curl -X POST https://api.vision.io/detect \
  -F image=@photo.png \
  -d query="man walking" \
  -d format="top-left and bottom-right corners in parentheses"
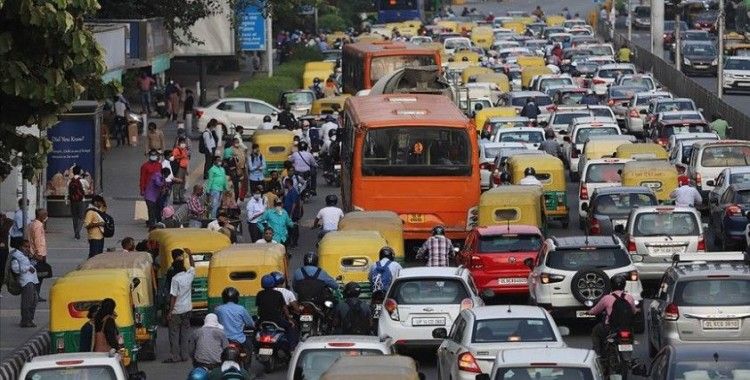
top-left (140, 150), bottom-right (162, 198)
top-left (206, 156), bottom-right (227, 219)
top-left (26, 208), bottom-right (47, 301)
top-left (710, 114), bottom-right (730, 138)
top-left (137, 72), bottom-right (155, 115)
top-left (144, 168), bottom-right (171, 227)
top-left (11, 239), bottom-right (39, 327)
top-left (246, 186), bottom-right (266, 243)
top-left (165, 254), bottom-right (196, 363)
top-left (172, 137), bottom-right (190, 204)
top-left (68, 165), bottom-right (86, 239)
top-left (247, 144), bottom-right (266, 192)
top-left (201, 120), bottom-right (219, 179)
top-left (0, 213), bottom-right (13, 296)
top-left (83, 195), bottom-right (107, 258)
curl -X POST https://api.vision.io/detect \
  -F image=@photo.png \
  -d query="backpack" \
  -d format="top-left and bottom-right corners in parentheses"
top-left (94, 210), bottom-right (115, 238)
top-left (295, 268), bottom-right (326, 304)
top-left (198, 131), bottom-right (209, 154)
top-left (68, 177), bottom-right (85, 203)
top-left (369, 260), bottom-right (393, 293)
top-left (4, 255), bottom-right (23, 296)
top-left (342, 298), bottom-right (370, 335)
top-left (608, 292), bottom-right (634, 332)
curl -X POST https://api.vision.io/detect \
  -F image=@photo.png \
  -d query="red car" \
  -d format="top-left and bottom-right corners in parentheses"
top-left (456, 225), bottom-right (544, 295)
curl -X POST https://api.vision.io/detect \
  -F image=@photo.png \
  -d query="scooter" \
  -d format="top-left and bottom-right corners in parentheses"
top-left (255, 322), bottom-right (292, 373)
top-left (323, 163), bottom-right (341, 187)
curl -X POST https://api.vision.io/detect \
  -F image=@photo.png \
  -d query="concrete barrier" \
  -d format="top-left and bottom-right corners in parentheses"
top-left (0, 331), bottom-right (50, 380)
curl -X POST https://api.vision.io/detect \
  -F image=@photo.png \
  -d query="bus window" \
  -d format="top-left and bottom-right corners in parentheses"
top-left (370, 55), bottom-right (437, 84)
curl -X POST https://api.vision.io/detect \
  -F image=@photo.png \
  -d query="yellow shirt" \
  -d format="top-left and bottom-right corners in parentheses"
top-left (84, 208), bottom-right (104, 240)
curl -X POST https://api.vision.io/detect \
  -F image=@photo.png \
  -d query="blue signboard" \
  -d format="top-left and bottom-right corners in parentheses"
top-left (239, 5), bottom-right (266, 51)
top-left (46, 119), bottom-right (97, 186)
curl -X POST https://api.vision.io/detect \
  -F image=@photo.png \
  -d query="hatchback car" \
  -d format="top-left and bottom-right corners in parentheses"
top-left (480, 142), bottom-right (508, 190)
top-left (591, 63), bottom-right (637, 95)
top-left (722, 56), bottom-right (750, 93)
top-left (436, 306), bottom-right (568, 380)
top-left (708, 183), bottom-right (750, 250)
top-left (706, 166), bottom-right (750, 205)
top-left (687, 140), bottom-right (750, 204)
top-left (492, 127), bottom-right (545, 150)
top-left (478, 348), bottom-right (603, 380)
top-left (636, 343), bottom-right (750, 380)
top-left (650, 120), bottom-right (710, 147)
top-left (615, 74), bottom-right (657, 92)
top-left (584, 187), bottom-right (658, 236)
top-left (564, 119), bottom-right (622, 181)
top-left (627, 91), bottom-right (672, 136)
top-left (578, 158), bottom-right (631, 225)
top-left (669, 137), bottom-right (719, 174)
top-left (680, 41), bottom-right (719, 76)
top-left (18, 353), bottom-right (133, 380)
top-left (645, 253), bottom-right (750, 356)
top-left (502, 91), bottom-right (554, 116)
top-left (194, 97), bottom-right (280, 135)
top-left (623, 206), bottom-right (705, 281)
top-left (287, 335), bottom-right (392, 380)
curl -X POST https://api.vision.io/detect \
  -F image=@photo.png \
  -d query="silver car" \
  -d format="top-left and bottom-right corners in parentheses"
top-left (623, 206), bottom-right (705, 281)
top-left (645, 253), bottom-right (750, 357)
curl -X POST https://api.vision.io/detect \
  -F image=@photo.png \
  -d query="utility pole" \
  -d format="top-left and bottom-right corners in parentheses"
top-left (675, 14), bottom-right (682, 71)
top-left (627, 0), bottom-right (633, 41)
top-left (651, 0), bottom-right (664, 56)
top-left (265, 4), bottom-right (273, 78)
top-left (718, 0), bottom-right (725, 99)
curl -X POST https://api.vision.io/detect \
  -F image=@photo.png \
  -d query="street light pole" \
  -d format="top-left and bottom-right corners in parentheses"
top-left (718, 0), bottom-right (725, 99)
top-left (675, 14), bottom-right (682, 71)
top-left (627, 0), bottom-right (633, 41)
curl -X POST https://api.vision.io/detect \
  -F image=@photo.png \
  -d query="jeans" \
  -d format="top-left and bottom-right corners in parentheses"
top-left (146, 200), bottom-right (159, 226)
top-left (168, 311), bottom-right (192, 361)
top-left (88, 239), bottom-right (104, 258)
top-left (114, 116), bottom-right (127, 146)
top-left (20, 282), bottom-right (38, 325)
top-left (209, 191), bottom-right (222, 219)
top-left (203, 153), bottom-right (213, 180)
top-left (0, 247), bottom-right (7, 291)
top-left (248, 222), bottom-right (261, 242)
top-left (140, 91), bottom-right (152, 114)
top-left (70, 201), bottom-right (84, 238)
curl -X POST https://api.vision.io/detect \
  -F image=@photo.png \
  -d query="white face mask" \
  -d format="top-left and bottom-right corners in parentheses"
top-left (179, 143), bottom-right (187, 148)
top-left (149, 155), bottom-right (158, 161)
top-left (169, 157), bottom-right (175, 161)
top-left (253, 194), bottom-right (261, 200)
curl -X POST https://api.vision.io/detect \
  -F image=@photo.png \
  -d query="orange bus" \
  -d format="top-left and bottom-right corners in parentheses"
top-left (341, 41), bottom-right (442, 95)
top-left (341, 94), bottom-right (480, 248)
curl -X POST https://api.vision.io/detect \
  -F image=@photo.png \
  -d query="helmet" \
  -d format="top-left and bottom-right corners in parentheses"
top-left (545, 129), bottom-right (556, 139)
top-left (303, 251), bottom-right (319, 266)
top-left (187, 366), bottom-right (209, 380)
top-left (221, 346), bottom-right (241, 363)
top-left (524, 167), bottom-right (536, 177)
top-left (299, 141), bottom-right (309, 151)
top-left (261, 274), bottom-right (276, 290)
top-left (270, 271), bottom-right (285, 286)
top-left (432, 225), bottom-right (446, 236)
top-left (499, 171), bottom-right (511, 183)
top-left (221, 287), bottom-right (239, 304)
top-left (263, 115), bottom-right (272, 122)
top-left (379, 246), bottom-right (395, 260)
top-left (611, 274), bottom-right (627, 291)
top-left (325, 194), bottom-right (338, 206)
top-left (343, 282), bottom-right (362, 298)
top-left (313, 77), bottom-right (322, 84)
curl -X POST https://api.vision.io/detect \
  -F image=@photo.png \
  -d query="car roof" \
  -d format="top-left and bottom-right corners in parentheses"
top-left (632, 206), bottom-right (698, 213)
top-left (593, 186), bottom-right (654, 196)
top-left (598, 63), bottom-right (636, 70)
top-left (475, 225), bottom-right (543, 236)
top-left (635, 91), bottom-right (671, 98)
top-left (470, 305), bottom-right (548, 319)
top-left (659, 111), bottom-right (702, 116)
top-left (498, 127), bottom-right (544, 133)
top-left (724, 166), bottom-right (750, 174)
top-left (396, 266), bottom-right (467, 279)
top-left (496, 348), bottom-right (596, 366)
top-left (727, 55), bottom-right (750, 61)
top-left (481, 142), bottom-right (513, 149)
top-left (509, 91), bottom-right (548, 97)
top-left (669, 344), bottom-right (750, 361)
top-left (692, 139), bottom-right (750, 148)
top-left (29, 352), bottom-right (119, 363)
top-left (549, 235), bottom-right (620, 248)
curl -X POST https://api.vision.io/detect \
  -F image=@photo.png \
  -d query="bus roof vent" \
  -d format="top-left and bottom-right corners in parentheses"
top-left (387, 97), bottom-right (418, 102)
top-left (395, 110), bottom-right (427, 115)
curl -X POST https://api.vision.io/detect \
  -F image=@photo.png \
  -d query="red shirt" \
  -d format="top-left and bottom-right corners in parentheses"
top-left (139, 161), bottom-right (162, 195)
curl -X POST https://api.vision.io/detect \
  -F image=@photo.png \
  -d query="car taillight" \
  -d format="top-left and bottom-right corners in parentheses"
top-left (618, 330), bottom-right (633, 343)
top-left (593, 78), bottom-right (606, 84)
top-left (657, 138), bottom-right (667, 147)
top-left (471, 255), bottom-right (483, 269)
top-left (628, 270), bottom-right (639, 281)
top-left (629, 109), bottom-right (639, 118)
top-left (726, 205), bottom-right (743, 217)
top-left (460, 298), bottom-right (474, 311)
top-left (627, 239), bottom-right (637, 253)
top-left (541, 273), bottom-right (565, 284)
top-left (546, 105), bottom-right (557, 112)
top-left (694, 22), bottom-right (701, 28)
top-left (589, 218), bottom-right (601, 235)
top-left (194, 109), bottom-right (204, 119)
top-left (664, 303), bottom-right (679, 321)
top-left (384, 298), bottom-right (400, 321)
top-left (697, 236), bottom-right (706, 251)
top-left (458, 352), bottom-right (482, 373)
top-left (56, 338), bottom-right (65, 353)
top-left (579, 184), bottom-right (588, 200)
top-left (480, 162), bottom-right (496, 171)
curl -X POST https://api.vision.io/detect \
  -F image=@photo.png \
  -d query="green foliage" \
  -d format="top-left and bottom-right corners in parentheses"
top-left (319, 13), bottom-right (348, 32)
top-left (0, 0), bottom-right (112, 181)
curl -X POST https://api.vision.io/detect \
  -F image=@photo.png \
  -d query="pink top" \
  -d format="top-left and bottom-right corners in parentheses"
top-left (588, 290), bottom-right (636, 324)
top-left (27, 220), bottom-right (47, 257)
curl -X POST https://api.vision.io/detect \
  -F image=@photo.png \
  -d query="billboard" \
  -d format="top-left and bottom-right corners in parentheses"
top-left (238, 5), bottom-right (266, 51)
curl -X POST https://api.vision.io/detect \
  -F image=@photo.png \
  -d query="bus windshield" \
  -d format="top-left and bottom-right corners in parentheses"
top-left (362, 127), bottom-right (472, 176)
top-left (370, 55), bottom-right (437, 83)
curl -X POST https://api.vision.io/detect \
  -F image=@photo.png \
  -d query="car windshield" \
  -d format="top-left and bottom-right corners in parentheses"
top-left (472, 318), bottom-right (556, 343)
top-left (636, 95), bottom-right (664, 105)
top-left (362, 127), bottom-right (471, 176)
top-left (587, 46), bottom-right (613, 56)
top-left (553, 113), bottom-right (589, 125)
top-left (559, 92), bottom-right (586, 105)
top-left (635, 7), bottom-right (650, 17)
top-left (540, 78), bottom-right (574, 91)
top-left (479, 234), bottom-right (543, 253)
top-left (510, 96), bottom-right (553, 107)
top-left (575, 127), bottom-right (619, 144)
top-left (370, 55), bottom-right (437, 83)
top-left (671, 360), bottom-right (750, 380)
top-left (24, 366), bottom-right (118, 380)
top-left (663, 124), bottom-right (709, 138)
top-left (494, 367), bottom-right (595, 380)
top-left (675, 279), bottom-right (750, 307)
top-left (609, 87), bottom-right (638, 98)
top-left (662, 113), bottom-right (702, 121)
top-left (632, 211), bottom-right (700, 237)
top-left (390, 278), bottom-right (469, 304)
top-left (598, 68), bottom-right (635, 79)
top-left (547, 248), bottom-right (631, 270)
top-left (283, 92), bottom-right (314, 106)
top-left (725, 59), bottom-right (750, 70)
top-left (621, 78), bottom-right (654, 90)
top-left (684, 32), bottom-right (711, 41)
top-left (684, 44), bottom-right (716, 56)
top-left (445, 39), bottom-right (471, 49)
top-left (664, 21), bottom-right (689, 31)
top-left (498, 131), bottom-right (544, 144)
top-left (590, 108), bottom-right (614, 118)
top-left (656, 101), bottom-right (695, 112)
top-left (593, 193), bottom-right (656, 216)
top-left (293, 349), bottom-right (383, 380)
top-left (585, 163), bottom-right (625, 182)
top-left (701, 146), bottom-right (750, 167)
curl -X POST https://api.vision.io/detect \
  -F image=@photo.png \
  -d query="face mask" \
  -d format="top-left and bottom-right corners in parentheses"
top-left (253, 194), bottom-right (261, 200)
top-left (179, 143), bottom-right (187, 148)
top-left (330, 135), bottom-right (337, 141)
top-left (149, 155), bottom-right (157, 161)
top-left (169, 157), bottom-right (175, 161)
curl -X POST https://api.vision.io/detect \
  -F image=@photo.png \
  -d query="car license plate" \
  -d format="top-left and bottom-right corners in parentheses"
top-left (651, 246), bottom-right (682, 254)
top-left (498, 278), bottom-right (528, 285)
top-left (702, 319), bottom-right (740, 330)
top-left (576, 310), bottom-right (595, 319)
top-left (695, 65), bottom-right (708, 69)
top-left (618, 344), bottom-right (634, 352)
top-left (300, 315), bottom-right (313, 322)
top-left (374, 305), bottom-right (382, 318)
top-left (412, 317), bottom-right (446, 326)
top-left (259, 348), bottom-right (273, 356)
top-left (407, 214), bottom-right (425, 223)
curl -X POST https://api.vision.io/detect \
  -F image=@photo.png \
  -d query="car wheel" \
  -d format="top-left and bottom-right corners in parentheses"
top-left (570, 268), bottom-right (611, 305)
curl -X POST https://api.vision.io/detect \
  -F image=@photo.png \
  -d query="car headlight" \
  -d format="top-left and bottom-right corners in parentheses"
top-left (711, 59), bottom-right (718, 66)
top-left (683, 58), bottom-right (691, 65)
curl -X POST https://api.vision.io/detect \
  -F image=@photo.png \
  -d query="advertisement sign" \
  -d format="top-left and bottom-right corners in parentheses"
top-left (46, 118), bottom-right (97, 189)
top-left (239, 5), bottom-right (266, 51)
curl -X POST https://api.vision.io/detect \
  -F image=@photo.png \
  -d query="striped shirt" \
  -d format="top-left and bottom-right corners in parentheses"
top-left (418, 235), bottom-right (453, 267)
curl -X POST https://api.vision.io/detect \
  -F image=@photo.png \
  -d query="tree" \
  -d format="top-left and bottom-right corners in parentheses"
top-left (0, 0), bottom-right (114, 181)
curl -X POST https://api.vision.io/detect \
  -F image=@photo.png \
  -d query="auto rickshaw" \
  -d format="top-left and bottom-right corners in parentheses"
top-left (620, 160), bottom-right (679, 203)
top-left (546, 15), bottom-right (566, 27)
top-left (726, 42), bottom-right (750, 56)
top-left (326, 31), bottom-right (349, 46)
top-left (207, 243), bottom-right (287, 314)
top-left (338, 211), bottom-right (405, 263)
top-left (723, 32), bottom-right (748, 55)
top-left (436, 20), bottom-right (459, 33)
top-left (318, 231), bottom-right (388, 299)
top-left (471, 26), bottom-right (494, 49)
top-left (614, 142), bottom-right (669, 160)
top-left (478, 185), bottom-right (547, 233)
top-left (78, 252), bottom-right (157, 360)
top-left (521, 66), bottom-right (552, 89)
top-left (50, 270), bottom-right (139, 368)
top-left (582, 139), bottom-right (632, 162)
top-left (148, 228), bottom-right (231, 318)
top-left (398, 26), bottom-right (419, 37)
top-left (453, 50), bottom-right (481, 64)
top-left (502, 21), bottom-right (526, 34)
top-left (461, 66), bottom-right (492, 84)
top-left (474, 107), bottom-right (518, 132)
top-left (401, 20), bottom-right (423, 29)
top-left (507, 154), bottom-right (569, 227)
top-left (302, 61), bottom-right (336, 89)
top-left (251, 129), bottom-right (296, 177)
top-left (310, 94), bottom-right (351, 115)
top-left (516, 55), bottom-right (546, 68)
top-left (472, 73), bottom-right (511, 93)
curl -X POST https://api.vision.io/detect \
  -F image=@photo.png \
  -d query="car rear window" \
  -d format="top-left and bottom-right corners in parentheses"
top-left (701, 146), bottom-right (750, 167)
top-left (585, 163), bottom-right (625, 182)
top-left (25, 366), bottom-right (118, 380)
top-left (510, 96), bottom-right (553, 107)
top-left (632, 211), bottom-right (700, 237)
top-left (621, 78), bottom-right (654, 90)
top-left (594, 193), bottom-right (657, 216)
top-left (472, 318), bottom-right (556, 343)
top-left (390, 278), bottom-right (469, 305)
top-left (662, 113), bottom-right (702, 121)
top-left (293, 349), bottom-right (384, 380)
top-left (498, 131), bottom-right (544, 144)
top-left (662, 124), bottom-right (709, 138)
top-left (672, 361), bottom-right (750, 380)
top-left (730, 172), bottom-right (750, 185)
top-left (674, 279), bottom-right (750, 306)
top-left (547, 248), bottom-right (631, 271)
top-left (575, 127), bottom-right (619, 144)
top-left (598, 68), bottom-right (635, 79)
top-left (590, 108), bottom-right (614, 118)
top-left (553, 113), bottom-right (589, 125)
top-left (479, 234), bottom-right (542, 253)
top-left (494, 367), bottom-right (595, 380)
top-left (656, 101), bottom-right (695, 112)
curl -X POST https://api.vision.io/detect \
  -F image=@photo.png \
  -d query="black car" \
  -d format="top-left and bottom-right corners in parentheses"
top-left (680, 41), bottom-right (718, 76)
top-left (583, 187), bottom-right (658, 235)
top-left (668, 29), bottom-right (712, 55)
top-left (635, 344), bottom-right (750, 380)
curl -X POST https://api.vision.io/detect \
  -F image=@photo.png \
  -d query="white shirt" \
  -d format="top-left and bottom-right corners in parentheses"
top-left (670, 185), bottom-right (703, 207)
top-left (259, 122), bottom-right (275, 130)
top-left (114, 100), bottom-right (127, 117)
top-left (316, 206), bottom-right (344, 231)
top-left (161, 159), bottom-right (174, 183)
top-left (246, 196), bottom-right (266, 223)
top-left (375, 258), bottom-right (402, 280)
top-left (320, 122), bottom-right (338, 145)
top-left (170, 267), bottom-right (196, 314)
top-left (255, 238), bottom-right (279, 244)
top-left (207, 219), bottom-right (221, 232)
top-left (275, 287), bottom-right (297, 305)
top-left (519, 175), bottom-right (543, 186)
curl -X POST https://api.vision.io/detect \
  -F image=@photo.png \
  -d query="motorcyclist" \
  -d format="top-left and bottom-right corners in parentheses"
top-left (277, 105), bottom-right (297, 130)
top-left (310, 77), bottom-right (325, 99)
top-left (519, 167), bottom-right (543, 186)
top-left (256, 274), bottom-right (298, 350)
top-left (586, 275), bottom-right (637, 355)
top-left (205, 346), bottom-right (252, 380)
top-left (416, 226), bottom-right (454, 267)
top-left (368, 246), bottom-right (402, 293)
top-left (313, 194), bottom-right (344, 239)
top-left (292, 252), bottom-right (340, 304)
top-left (259, 115), bottom-right (274, 130)
top-left (519, 97), bottom-right (541, 119)
top-left (214, 287), bottom-right (255, 359)
top-left (580, 89), bottom-right (599, 105)
top-left (332, 282), bottom-right (372, 335)
top-left (539, 129), bottom-right (563, 158)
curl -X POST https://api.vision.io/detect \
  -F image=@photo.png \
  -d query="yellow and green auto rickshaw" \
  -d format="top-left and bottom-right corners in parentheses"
top-left (208, 243), bottom-right (288, 314)
top-left (310, 94), bottom-right (351, 115)
top-left (507, 154), bottom-right (569, 228)
top-left (478, 185), bottom-right (547, 233)
top-left (318, 231), bottom-right (388, 298)
top-left (251, 129), bottom-right (296, 177)
top-left (302, 61), bottom-right (336, 89)
top-left (338, 211), bottom-right (405, 264)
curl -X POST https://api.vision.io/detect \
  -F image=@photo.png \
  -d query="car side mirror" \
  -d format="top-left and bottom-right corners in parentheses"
top-left (558, 326), bottom-right (570, 336)
top-left (476, 375), bottom-right (491, 380)
top-left (524, 257), bottom-right (535, 269)
top-left (432, 328), bottom-right (448, 339)
top-left (581, 202), bottom-right (589, 211)
top-left (632, 363), bottom-right (650, 377)
top-left (614, 225), bottom-right (625, 234)
top-left (706, 180), bottom-right (715, 187)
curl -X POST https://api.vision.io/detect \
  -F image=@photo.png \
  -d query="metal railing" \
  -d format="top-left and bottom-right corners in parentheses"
top-left (596, 20), bottom-right (750, 139)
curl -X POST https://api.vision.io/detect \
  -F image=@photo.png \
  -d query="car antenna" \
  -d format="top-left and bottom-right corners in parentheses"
top-left (507, 304), bottom-right (512, 313)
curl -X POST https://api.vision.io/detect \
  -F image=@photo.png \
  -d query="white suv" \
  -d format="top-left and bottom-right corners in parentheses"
top-left (686, 140), bottom-right (750, 208)
top-left (379, 266), bottom-right (485, 351)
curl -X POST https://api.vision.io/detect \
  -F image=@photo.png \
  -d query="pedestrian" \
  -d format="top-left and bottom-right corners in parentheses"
top-left (416, 226), bottom-right (454, 267)
top-left (161, 149), bottom-right (176, 206)
top-left (190, 313), bottom-right (227, 370)
top-left (172, 137), bottom-right (190, 204)
top-left (147, 122), bottom-right (166, 153)
top-left (257, 199), bottom-right (294, 248)
top-left (113, 95), bottom-right (128, 147)
top-left (93, 298), bottom-right (121, 352)
top-left (144, 168), bottom-right (172, 227)
top-left (187, 185), bottom-right (207, 228)
top-left (165, 80), bottom-right (182, 121)
top-left (9, 198), bottom-right (29, 249)
top-left (183, 89), bottom-right (194, 121)
top-left (709, 114), bottom-right (730, 138)
top-left (228, 137), bottom-right (247, 201)
top-left (255, 227), bottom-right (278, 244)
top-left (201, 120), bottom-right (219, 179)
top-left (83, 195), bottom-right (107, 258)
top-left (246, 186), bottom-right (266, 242)
top-left (539, 129), bottom-right (563, 159)
top-left (11, 239), bottom-right (39, 327)
top-left (68, 165), bottom-right (86, 239)
top-left (206, 155), bottom-right (227, 219)
top-left (165, 254), bottom-right (196, 363)
top-left (229, 126), bottom-right (248, 151)
top-left (139, 150), bottom-right (163, 198)
top-left (319, 115), bottom-right (338, 153)
top-left (26, 208), bottom-right (48, 301)
top-left (288, 141), bottom-right (317, 195)
top-left (282, 177), bottom-right (303, 248)
top-left (121, 237), bottom-right (136, 252)
top-left (0, 212), bottom-right (13, 295)
top-left (136, 72), bottom-right (156, 115)
top-left (79, 304), bottom-right (99, 352)
top-left (162, 206), bottom-right (182, 228)
top-left (247, 143), bottom-right (266, 192)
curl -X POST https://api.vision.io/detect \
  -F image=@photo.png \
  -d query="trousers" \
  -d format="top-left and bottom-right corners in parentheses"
top-left (168, 311), bottom-right (192, 361)
top-left (21, 282), bottom-right (38, 325)
top-left (70, 201), bottom-right (84, 238)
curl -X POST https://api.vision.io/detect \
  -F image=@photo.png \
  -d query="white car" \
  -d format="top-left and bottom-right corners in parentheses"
top-left (478, 348), bottom-right (603, 380)
top-left (444, 37), bottom-right (473, 55)
top-left (194, 97), bottom-right (280, 136)
top-left (666, 132), bottom-right (719, 153)
top-left (532, 74), bottom-right (575, 93)
top-left (615, 73), bottom-right (658, 92)
top-left (591, 63), bottom-right (637, 96)
top-left (627, 91), bottom-right (672, 135)
top-left (480, 142), bottom-right (510, 190)
top-left (286, 335), bottom-right (392, 380)
top-left (578, 158), bottom-right (632, 224)
top-left (563, 118), bottom-right (622, 181)
top-left (722, 56), bottom-right (750, 93)
top-left (578, 43), bottom-right (616, 58)
top-left (686, 140), bottom-right (750, 205)
top-left (706, 166), bottom-right (750, 206)
top-left (378, 266), bottom-right (485, 351)
top-left (18, 353), bottom-right (132, 380)
top-left (669, 138), bottom-right (717, 174)
top-left (409, 36), bottom-right (433, 45)
top-left (436, 306), bottom-right (569, 380)
top-left (492, 127), bottom-right (545, 150)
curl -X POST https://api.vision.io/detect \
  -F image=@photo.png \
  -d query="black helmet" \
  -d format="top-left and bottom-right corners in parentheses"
top-left (263, 115), bottom-right (272, 122)
top-left (343, 282), bottom-right (362, 298)
top-left (611, 274), bottom-right (627, 291)
top-left (299, 141), bottom-right (309, 151)
top-left (545, 129), bottom-right (556, 139)
top-left (325, 194), bottom-right (338, 206)
top-left (313, 77), bottom-right (322, 84)
top-left (379, 246), bottom-right (395, 260)
top-left (221, 346), bottom-right (241, 362)
top-left (303, 251), bottom-right (319, 266)
top-left (524, 167), bottom-right (536, 177)
top-left (221, 287), bottom-right (239, 304)
top-left (499, 171), bottom-right (511, 183)
top-left (432, 225), bottom-right (445, 236)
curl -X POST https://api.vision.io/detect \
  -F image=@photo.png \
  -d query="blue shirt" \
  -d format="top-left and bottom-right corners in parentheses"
top-left (292, 266), bottom-right (339, 291)
top-left (214, 302), bottom-right (254, 343)
top-left (10, 249), bottom-right (39, 286)
top-left (283, 188), bottom-right (300, 217)
top-left (10, 209), bottom-right (28, 238)
top-left (247, 154), bottom-right (266, 182)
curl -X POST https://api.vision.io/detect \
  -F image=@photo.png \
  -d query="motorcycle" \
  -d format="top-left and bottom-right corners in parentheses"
top-left (227, 327), bottom-right (255, 371)
top-left (370, 291), bottom-right (385, 335)
top-left (323, 164), bottom-right (341, 187)
top-left (585, 300), bottom-right (635, 380)
top-left (298, 299), bottom-right (335, 340)
top-left (255, 322), bottom-right (292, 373)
